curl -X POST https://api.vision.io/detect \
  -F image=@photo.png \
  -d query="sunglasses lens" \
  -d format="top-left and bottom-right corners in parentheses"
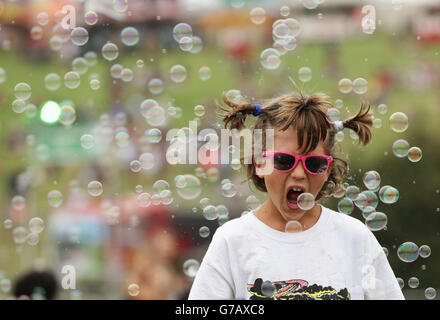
top-left (305, 156), bottom-right (328, 174)
top-left (273, 153), bottom-right (296, 171)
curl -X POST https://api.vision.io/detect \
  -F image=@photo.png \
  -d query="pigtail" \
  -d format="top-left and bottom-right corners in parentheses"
top-left (216, 92), bottom-right (259, 131)
top-left (342, 102), bottom-right (373, 146)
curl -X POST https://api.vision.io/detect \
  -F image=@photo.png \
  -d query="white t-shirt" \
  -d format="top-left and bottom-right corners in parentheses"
top-left (188, 204), bottom-right (404, 300)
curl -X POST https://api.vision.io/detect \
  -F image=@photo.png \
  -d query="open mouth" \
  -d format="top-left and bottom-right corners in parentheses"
top-left (286, 187), bottom-right (305, 209)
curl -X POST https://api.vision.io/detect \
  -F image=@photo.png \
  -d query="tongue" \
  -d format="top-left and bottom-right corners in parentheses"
top-left (287, 190), bottom-right (300, 203)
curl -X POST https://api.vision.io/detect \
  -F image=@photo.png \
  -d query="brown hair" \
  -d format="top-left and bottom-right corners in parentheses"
top-left (216, 87), bottom-right (373, 202)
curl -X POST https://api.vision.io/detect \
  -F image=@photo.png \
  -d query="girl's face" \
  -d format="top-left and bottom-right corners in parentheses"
top-left (256, 127), bottom-right (332, 222)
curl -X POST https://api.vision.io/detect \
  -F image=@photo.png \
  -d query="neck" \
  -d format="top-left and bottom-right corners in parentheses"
top-left (254, 199), bottom-right (322, 232)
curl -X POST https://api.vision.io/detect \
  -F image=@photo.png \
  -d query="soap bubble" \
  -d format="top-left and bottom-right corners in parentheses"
top-left (250, 7), bottom-right (266, 24)
top-left (14, 82), bottom-right (31, 100)
top-left (194, 105), bottom-right (205, 117)
top-left (199, 226), bottom-right (210, 238)
top-left (84, 11), bottom-right (98, 25)
top-left (202, 205), bottom-right (217, 220)
top-left (64, 71), bottom-right (80, 89)
top-left (127, 284), bottom-right (140, 297)
top-left (326, 108), bottom-right (341, 123)
top-left (12, 99), bottom-right (26, 114)
top-left (419, 245), bottom-right (431, 258)
top-left (297, 193), bottom-right (315, 210)
top-left (280, 6), bottom-right (290, 17)
top-left (110, 64), bottom-right (124, 79)
top-left (121, 68), bottom-right (134, 82)
top-left (176, 175), bottom-right (201, 200)
top-left (199, 66), bottom-right (211, 81)
top-left (113, 0), bottom-right (128, 12)
top-left (378, 186), bottom-right (399, 204)
top-left (408, 277), bottom-right (419, 289)
top-left (102, 42), bottom-right (119, 61)
top-left (129, 160), bottom-right (142, 173)
top-left (338, 78), bottom-right (352, 94)
top-left (71, 27), bottom-right (89, 46)
top-left (407, 147), bottom-right (422, 162)
top-left (12, 195), bottom-right (26, 211)
top-left (170, 64), bottom-right (187, 83)
top-left (389, 112), bottom-right (408, 133)
top-left (144, 128), bottom-right (162, 143)
top-left (13, 227), bottom-right (27, 244)
top-left (88, 181), bottom-right (103, 197)
top-left (72, 57), bottom-right (88, 75)
top-left (4, 219), bottom-right (13, 229)
top-left (29, 217), bottom-right (45, 234)
top-left (425, 287), bottom-right (437, 300)
top-left (392, 139), bottom-right (410, 158)
top-left (363, 170), bottom-right (381, 190)
top-left (137, 193), bottom-right (151, 207)
top-left (80, 134), bottom-right (94, 150)
top-left (337, 197), bottom-right (354, 214)
top-left (26, 233), bottom-right (39, 246)
top-left (37, 12), bottom-right (49, 26)
top-left (352, 77), bottom-right (368, 94)
top-left (139, 152), bottom-right (155, 170)
top-left (172, 23), bottom-right (192, 42)
top-left (183, 259), bottom-right (200, 277)
top-left (345, 185), bottom-right (360, 201)
top-left (365, 212), bottom-right (387, 231)
top-left (260, 48), bottom-right (281, 70)
top-left (397, 242), bottom-right (419, 263)
top-left (144, 105), bottom-right (166, 126)
top-left (45, 73), bottom-right (61, 91)
top-left (48, 190), bottom-right (63, 208)
top-left (298, 67), bottom-right (312, 82)
top-left (302, 0), bottom-right (320, 9)
top-left (285, 220), bottom-right (303, 233)
top-left (178, 36), bottom-right (193, 51)
top-left (246, 195), bottom-right (260, 210)
top-left (377, 103), bottom-right (388, 114)
top-left (148, 78), bottom-right (164, 95)
top-left (121, 27), bottom-right (139, 46)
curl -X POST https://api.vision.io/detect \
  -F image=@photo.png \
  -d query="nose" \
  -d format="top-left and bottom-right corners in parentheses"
top-left (290, 158), bottom-right (307, 179)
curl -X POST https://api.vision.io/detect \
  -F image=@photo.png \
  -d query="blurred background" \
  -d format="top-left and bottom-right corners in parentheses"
top-left (0, 0), bottom-right (439, 300)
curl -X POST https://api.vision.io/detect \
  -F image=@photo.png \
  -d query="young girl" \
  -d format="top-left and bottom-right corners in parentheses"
top-left (188, 88), bottom-right (404, 300)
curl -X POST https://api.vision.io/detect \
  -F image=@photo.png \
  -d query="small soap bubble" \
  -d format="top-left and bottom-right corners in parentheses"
top-left (102, 42), bottom-right (119, 61)
top-left (137, 193), bottom-right (151, 207)
top-left (84, 11), bottom-right (98, 25)
top-left (71, 27), bottom-right (89, 46)
top-left (127, 284), bottom-right (140, 297)
top-left (13, 226), bottom-right (27, 244)
top-left (172, 23), bottom-right (192, 42)
top-left (14, 82), bottom-right (32, 100)
top-left (377, 103), bottom-right (388, 114)
top-left (48, 190), bottom-right (63, 208)
top-left (285, 220), bottom-right (303, 233)
top-left (246, 195), bottom-right (260, 210)
top-left (338, 78), bottom-right (352, 94)
top-left (199, 66), bottom-right (211, 81)
top-left (170, 64), bottom-right (187, 83)
top-left (378, 186), bottom-right (399, 204)
top-left (202, 205), bottom-right (217, 220)
top-left (45, 73), bottom-right (61, 91)
top-left (408, 277), bottom-right (419, 289)
top-left (392, 139), bottom-right (410, 158)
top-left (121, 27), bottom-right (139, 46)
top-left (88, 181), bottom-right (103, 197)
top-left (298, 67), bottom-right (312, 82)
top-left (365, 212), bottom-right (387, 231)
top-left (297, 193), bottom-right (315, 210)
top-left (425, 287), bottom-right (437, 300)
top-left (260, 48), bottom-right (281, 70)
top-left (407, 147), bottom-right (422, 162)
top-left (363, 170), bottom-right (381, 190)
top-left (397, 242), bottom-right (419, 263)
top-left (419, 245), bottom-right (431, 258)
top-left (352, 77), bottom-right (368, 94)
top-left (64, 71), bottom-right (80, 89)
top-left (250, 7), bottom-right (266, 24)
top-left (199, 226), bottom-right (210, 238)
top-left (183, 259), bottom-right (200, 277)
top-left (337, 197), bottom-right (354, 215)
top-left (389, 112), bottom-right (408, 133)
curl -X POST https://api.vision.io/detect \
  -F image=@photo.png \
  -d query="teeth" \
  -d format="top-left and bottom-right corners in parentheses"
top-left (291, 188), bottom-right (303, 192)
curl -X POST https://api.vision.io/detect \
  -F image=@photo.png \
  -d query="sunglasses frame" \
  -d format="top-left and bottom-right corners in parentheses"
top-left (261, 151), bottom-right (333, 175)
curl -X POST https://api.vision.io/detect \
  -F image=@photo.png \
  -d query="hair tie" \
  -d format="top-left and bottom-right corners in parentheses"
top-left (253, 104), bottom-right (262, 116)
top-left (334, 120), bottom-right (344, 132)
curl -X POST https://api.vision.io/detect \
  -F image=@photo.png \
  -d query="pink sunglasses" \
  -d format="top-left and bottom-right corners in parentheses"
top-left (261, 151), bottom-right (333, 175)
